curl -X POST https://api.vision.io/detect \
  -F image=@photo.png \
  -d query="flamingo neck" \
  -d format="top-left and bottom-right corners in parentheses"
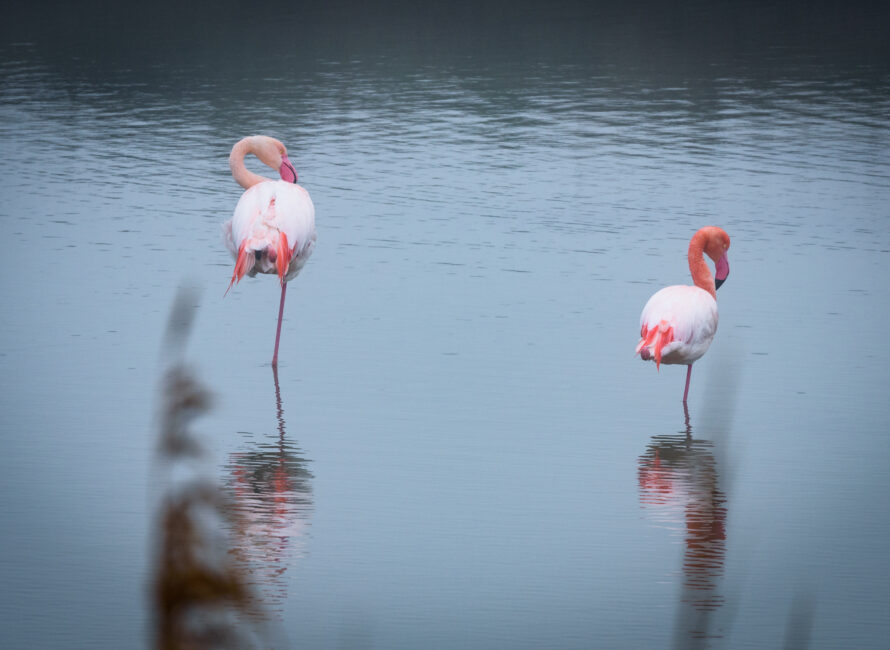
top-left (229, 137), bottom-right (273, 190)
top-left (688, 232), bottom-right (716, 299)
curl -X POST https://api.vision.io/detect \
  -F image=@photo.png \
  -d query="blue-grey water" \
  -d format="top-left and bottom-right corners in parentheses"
top-left (1, 3), bottom-right (889, 648)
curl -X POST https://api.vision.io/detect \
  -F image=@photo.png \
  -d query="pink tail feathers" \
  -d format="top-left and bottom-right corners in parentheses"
top-left (276, 233), bottom-right (290, 285)
top-left (225, 234), bottom-right (296, 295)
top-left (635, 320), bottom-right (674, 370)
top-left (225, 241), bottom-right (253, 296)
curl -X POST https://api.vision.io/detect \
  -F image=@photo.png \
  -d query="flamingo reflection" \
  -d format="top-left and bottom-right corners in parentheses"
top-left (225, 367), bottom-right (313, 615)
top-left (638, 404), bottom-right (727, 646)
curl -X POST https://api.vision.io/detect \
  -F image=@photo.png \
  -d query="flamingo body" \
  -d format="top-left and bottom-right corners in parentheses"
top-left (636, 285), bottom-right (718, 368)
top-left (223, 180), bottom-right (316, 286)
top-left (635, 226), bottom-right (730, 402)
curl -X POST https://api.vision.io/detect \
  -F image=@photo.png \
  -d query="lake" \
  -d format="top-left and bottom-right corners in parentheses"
top-left (1, 2), bottom-right (889, 648)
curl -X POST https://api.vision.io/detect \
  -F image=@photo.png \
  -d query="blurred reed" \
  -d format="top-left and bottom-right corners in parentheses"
top-left (151, 287), bottom-right (272, 649)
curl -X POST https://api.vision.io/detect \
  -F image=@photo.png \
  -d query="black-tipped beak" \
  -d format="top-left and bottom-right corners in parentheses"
top-left (284, 161), bottom-right (297, 183)
top-left (714, 253), bottom-right (729, 291)
top-left (278, 155), bottom-right (298, 184)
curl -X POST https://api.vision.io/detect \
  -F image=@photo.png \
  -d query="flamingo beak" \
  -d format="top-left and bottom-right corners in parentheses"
top-left (279, 155), bottom-right (298, 184)
top-left (715, 253), bottom-right (729, 290)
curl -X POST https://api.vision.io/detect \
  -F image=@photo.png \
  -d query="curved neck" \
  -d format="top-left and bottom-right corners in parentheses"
top-left (229, 138), bottom-right (273, 190)
top-left (688, 232), bottom-right (716, 299)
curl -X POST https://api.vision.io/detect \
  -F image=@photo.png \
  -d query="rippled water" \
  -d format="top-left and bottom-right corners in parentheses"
top-left (1, 5), bottom-right (889, 648)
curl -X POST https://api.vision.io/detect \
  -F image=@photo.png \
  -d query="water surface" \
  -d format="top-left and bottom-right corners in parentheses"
top-left (1, 4), bottom-right (889, 648)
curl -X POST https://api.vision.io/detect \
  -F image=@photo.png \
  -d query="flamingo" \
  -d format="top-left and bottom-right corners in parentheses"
top-left (223, 136), bottom-right (316, 366)
top-left (635, 226), bottom-right (730, 402)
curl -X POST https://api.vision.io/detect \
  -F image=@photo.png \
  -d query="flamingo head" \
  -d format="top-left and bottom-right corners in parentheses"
top-left (248, 136), bottom-right (297, 182)
top-left (702, 227), bottom-right (731, 290)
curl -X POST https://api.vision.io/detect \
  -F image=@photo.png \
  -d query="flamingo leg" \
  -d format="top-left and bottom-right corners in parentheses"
top-left (272, 282), bottom-right (287, 366)
top-left (682, 364), bottom-right (692, 402)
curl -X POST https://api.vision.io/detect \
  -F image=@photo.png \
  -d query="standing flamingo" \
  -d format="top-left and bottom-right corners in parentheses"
top-left (223, 136), bottom-right (316, 366)
top-left (635, 226), bottom-right (730, 402)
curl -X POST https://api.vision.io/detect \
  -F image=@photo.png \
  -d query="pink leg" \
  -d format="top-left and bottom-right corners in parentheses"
top-left (682, 364), bottom-right (692, 402)
top-left (272, 282), bottom-right (287, 367)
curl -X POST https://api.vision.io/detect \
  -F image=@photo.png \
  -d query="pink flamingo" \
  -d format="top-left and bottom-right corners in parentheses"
top-left (223, 136), bottom-right (316, 366)
top-left (635, 226), bottom-right (730, 402)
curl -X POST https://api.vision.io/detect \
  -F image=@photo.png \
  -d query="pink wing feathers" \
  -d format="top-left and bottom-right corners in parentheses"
top-left (636, 320), bottom-right (675, 369)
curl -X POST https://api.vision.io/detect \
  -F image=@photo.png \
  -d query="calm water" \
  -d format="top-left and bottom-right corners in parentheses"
top-left (1, 4), bottom-right (889, 648)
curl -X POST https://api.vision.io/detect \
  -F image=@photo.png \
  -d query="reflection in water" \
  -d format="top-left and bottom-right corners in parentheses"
top-left (638, 404), bottom-right (727, 647)
top-left (224, 367), bottom-right (313, 615)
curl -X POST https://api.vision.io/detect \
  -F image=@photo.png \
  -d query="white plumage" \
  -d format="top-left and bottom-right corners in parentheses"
top-left (638, 285), bottom-right (718, 366)
top-left (223, 180), bottom-right (316, 283)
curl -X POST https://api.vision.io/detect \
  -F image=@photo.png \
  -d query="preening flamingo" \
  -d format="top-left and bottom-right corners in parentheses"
top-left (635, 226), bottom-right (730, 402)
top-left (223, 136), bottom-right (316, 366)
